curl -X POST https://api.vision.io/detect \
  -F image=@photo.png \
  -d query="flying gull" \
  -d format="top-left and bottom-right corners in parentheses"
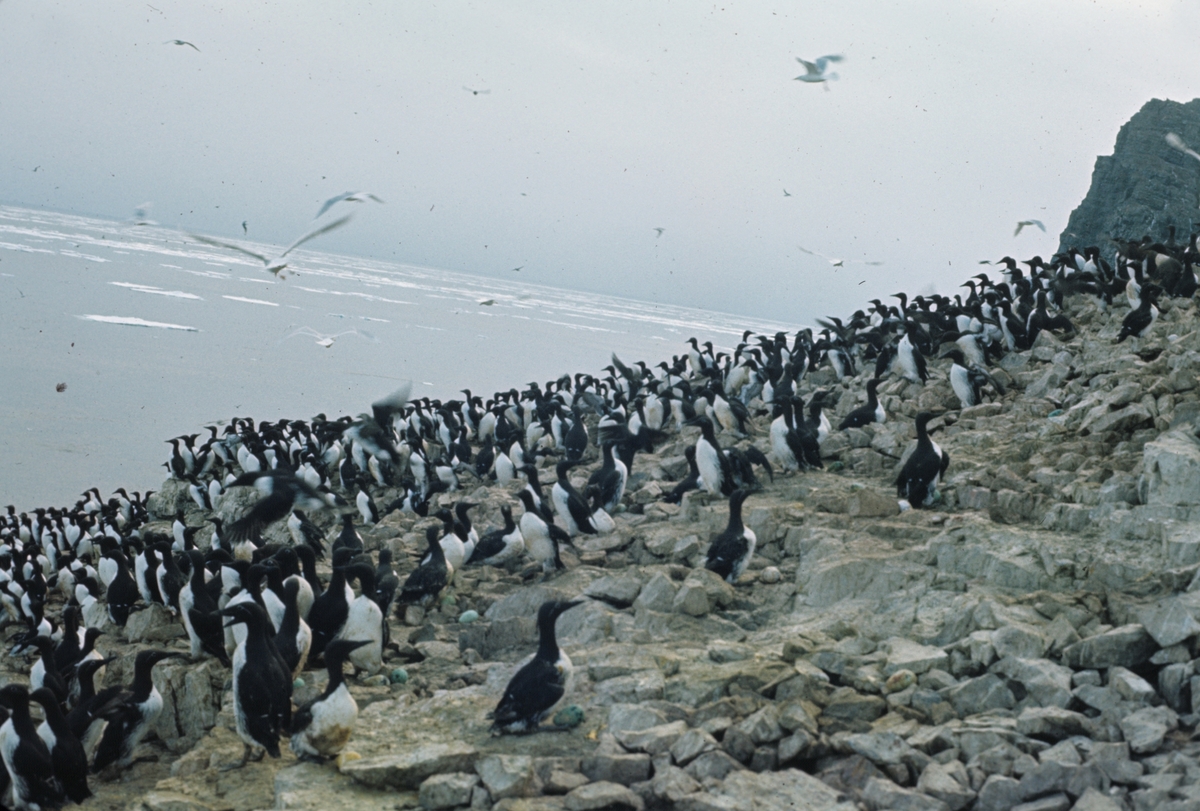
top-left (1166, 132), bottom-right (1200, 163)
top-left (281, 326), bottom-right (378, 349)
top-left (653, 228), bottom-right (665, 238)
top-left (464, 86), bottom-right (491, 96)
top-left (797, 244), bottom-right (882, 268)
top-left (189, 215), bottom-right (352, 279)
top-left (795, 55), bottom-right (844, 88)
top-left (1014, 220), bottom-right (1046, 237)
top-left (166, 39), bottom-right (200, 51)
top-left (314, 191), bottom-right (384, 220)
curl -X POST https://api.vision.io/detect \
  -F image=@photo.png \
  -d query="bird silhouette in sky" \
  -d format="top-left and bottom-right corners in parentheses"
top-left (190, 215), bottom-right (352, 279)
top-left (166, 39), bottom-right (200, 51)
top-left (314, 191), bottom-right (384, 220)
top-left (795, 55), bottom-right (843, 89)
top-left (1014, 220), bottom-right (1046, 237)
top-left (797, 244), bottom-right (882, 268)
top-left (464, 86), bottom-right (491, 96)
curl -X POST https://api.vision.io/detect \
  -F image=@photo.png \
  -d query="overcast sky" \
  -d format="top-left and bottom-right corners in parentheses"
top-left (3, 1), bottom-right (1199, 324)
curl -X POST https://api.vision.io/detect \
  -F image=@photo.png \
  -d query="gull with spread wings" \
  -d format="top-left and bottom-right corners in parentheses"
top-left (795, 54), bottom-right (844, 89)
top-left (281, 326), bottom-right (379, 349)
top-left (1013, 219), bottom-right (1045, 237)
top-left (798, 244), bottom-right (883, 268)
top-left (314, 191), bottom-right (384, 220)
top-left (189, 215), bottom-right (351, 279)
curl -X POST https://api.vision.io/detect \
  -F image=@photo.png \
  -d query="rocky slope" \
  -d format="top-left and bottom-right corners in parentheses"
top-left (22, 280), bottom-right (1194, 811)
top-left (1059, 97), bottom-right (1200, 254)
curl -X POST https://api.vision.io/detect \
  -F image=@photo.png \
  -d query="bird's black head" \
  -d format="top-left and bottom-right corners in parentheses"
top-left (538, 599), bottom-right (584, 626)
top-left (135, 649), bottom-right (181, 668)
top-left (0, 683), bottom-right (29, 709)
top-left (220, 602), bottom-right (270, 630)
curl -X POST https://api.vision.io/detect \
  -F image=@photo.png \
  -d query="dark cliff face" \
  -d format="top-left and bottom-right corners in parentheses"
top-left (1060, 98), bottom-right (1200, 255)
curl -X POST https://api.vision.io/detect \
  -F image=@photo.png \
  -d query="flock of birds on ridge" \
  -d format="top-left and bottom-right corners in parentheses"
top-left (0, 228), bottom-right (1199, 810)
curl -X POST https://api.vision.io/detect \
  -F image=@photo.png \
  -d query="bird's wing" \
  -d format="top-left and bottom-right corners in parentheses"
top-left (1032, 220), bottom-right (1046, 232)
top-left (190, 233), bottom-right (269, 265)
top-left (1166, 133), bottom-right (1200, 162)
top-left (1014, 222), bottom-right (1026, 236)
top-left (279, 214), bottom-right (353, 259)
top-left (795, 58), bottom-right (819, 76)
top-left (814, 55), bottom-right (844, 71)
top-left (314, 192), bottom-right (355, 219)
top-left (370, 381), bottom-right (413, 426)
top-left (281, 327), bottom-right (324, 342)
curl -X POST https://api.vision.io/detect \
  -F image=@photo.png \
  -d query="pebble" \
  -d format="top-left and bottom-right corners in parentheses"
top-left (759, 566), bottom-right (782, 584)
top-left (458, 609), bottom-right (480, 624)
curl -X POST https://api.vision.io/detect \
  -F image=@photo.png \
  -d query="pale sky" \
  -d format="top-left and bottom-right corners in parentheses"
top-left (3, 1), bottom-right (1199, 324)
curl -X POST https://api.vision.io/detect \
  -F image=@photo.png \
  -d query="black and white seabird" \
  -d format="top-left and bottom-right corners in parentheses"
top-left (31, 686), bottom-right (91, 803)
top-left (551, 461), bottom-right (597, 537)
top-left (896, 412), bottom-right (950, 509)
top-left (516, 490), bottom-right (566, 575)
top-left (488, 599), bottom-right (583, 735)
top-left (704, 489), bottom-right (757, 583)
top-left (334, 563), bottom-right (383, 676)
top-left (838, 378), bottom-right (886, 430)
top-left (289, 638), bottom-right (370, 761)
top-left (466, 505), bottom-right (524, 566)
top-left (223, 602), bottom-right (292, 762)
top-left (1116, 283), bottom-right (1161, 343)
top-left (92, 649), bottom-right (180, 772)
top-left (0, 683), bottom-right (63, 811)
top-left (397, 527), bottom-right (451, 608)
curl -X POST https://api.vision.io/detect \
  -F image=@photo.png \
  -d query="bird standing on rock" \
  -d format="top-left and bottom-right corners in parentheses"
top-left (489, 599), bottom-right (583, 735)
top-left (290, 638), bottom-right (370, 761)
top-left (223, 602), bottom-right (292, 763)
top-left (896, 412), bottom-right (950, 509)
top-left (705, 489), bottom-right (758, 584)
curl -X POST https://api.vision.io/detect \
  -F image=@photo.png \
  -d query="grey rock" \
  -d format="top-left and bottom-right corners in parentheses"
top-left (581, 751), bottom-right (651, 786)
top-left (822, 689), bottom-right (887, 723)
top-left (734, 704), bottom-right (784, 745)
top-left (670, 728), bottom-right (719, 766)
top-left (1135, 596), bottom-right (1200, 648)
top-left (1159, 662), bottom-right (1193, 712)
top-left (844, 732), bottom-right (919, 767)
top-left (1109, 667), bottom-right (1157, 703)
top-left (917, 761), bottom-right (975, 811)
top-left (683, 750), bottom-right (743, 782)
top-left (1119, 706), bottom-right (1178, 754)
top-left (584, 575), bottom-right (644, 608)
top-left (343, 743), bottom-right (480, 790)
top-left (848, 488), bottom-right (900, 518)
top-left (1061, 625), bottom-right (1157, 669)
top-left (1018, 761), bottom-right (1073, 800)
top-left (649, 766), bottom-right (700, 803)
top-left (612, 721), bottom-right (687, 756)
top-left (861, 777), bottom-right (951, 811)
top-left (126, 603), bottom-right (184, 643)
top-left (607, 704), bottom-right (667, 735)
top-left (882, 638), bottom-right (949, 677)
top-left (563, 781), bottom-right (644, 811)
top-left (476, 755), bottom-right (540, 800)
top-left (976, 775), bottom-right (1022, 811)
top-left (1037, 741), bottom-right (1081, 766)
top-left (1011, 795), bottom-right (1070, 811)
top-left (1070, 787), bottom-right (1125, 811)
top-left (681, 768), bottom-right (857, 811)
top-left (673, 583), bottom-right (710, 617)
top-left (991, 625), bottom-right (1048, 660)
top-left (1065, 762), bottom-right (1109, 800)
top-left (633, 573), bottom-right (677, 612)
top-left (777, 730), bottom-right (815, 764)
top-left (1088, 742), bottom-right (1143, 785)
top-left (1141, 428), bottom-right (1200, 506)
top-left (778, 702), bottom-right (819, 736)
top-left (721, 726), bottom-right (755, 763)
top-left (1015, 707), bottom-right (1094, 741)
top-left (943, 674), bottom-right (1015, 717)
top-left (990, 658), bottom-right (1074, 709)
top-left (419, 773), bottom-right (480, 810)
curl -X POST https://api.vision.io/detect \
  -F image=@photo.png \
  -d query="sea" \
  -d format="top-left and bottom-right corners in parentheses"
top-left (0, 205), bottom-right (799, 511)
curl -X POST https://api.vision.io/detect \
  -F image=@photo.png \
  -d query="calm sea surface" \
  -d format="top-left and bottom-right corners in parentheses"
top-left (0, 206), bottom-right (799, 510)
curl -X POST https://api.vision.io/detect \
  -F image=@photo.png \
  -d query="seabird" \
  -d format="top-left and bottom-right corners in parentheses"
top-left (704, 489), bottom-right (757, 583)
top-left (166, 39), bottom-right (199, 51)
top-left (489, 599), bottom-right (583, 734)
top-left (1014, 220), bottom-right (1046, 237)
top-left (896, 412), bottom-right (949, 509)
top-left (189, 214), bottom-right (352, 279)
top-left (314, 191), bottom-right (384, 220)
top-left (794, 54), bottom-right (844, 87)
top-left (290, 639), bottom-right (370, 761)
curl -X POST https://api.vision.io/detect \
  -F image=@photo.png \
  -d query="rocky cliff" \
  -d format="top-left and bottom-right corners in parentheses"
top-left (1060, 97), bottom-right (1200, 253)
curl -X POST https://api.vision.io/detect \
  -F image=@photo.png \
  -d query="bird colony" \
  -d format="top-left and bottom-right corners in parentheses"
top-left (3, 231), bottom-right (1200, 811)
